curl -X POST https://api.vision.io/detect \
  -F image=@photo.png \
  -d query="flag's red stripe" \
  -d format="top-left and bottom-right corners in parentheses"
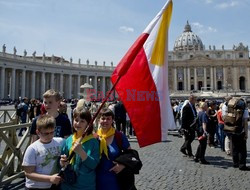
top-left (112, 46), bottom-right (161, 147)
top-left (115, 33), bottom-right (149, 77)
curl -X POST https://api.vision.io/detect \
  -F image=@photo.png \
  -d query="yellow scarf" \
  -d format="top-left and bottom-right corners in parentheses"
top-left (97, 127), bottom-right (115, 159)
top-left (69, 133), bottom-right (94, 164)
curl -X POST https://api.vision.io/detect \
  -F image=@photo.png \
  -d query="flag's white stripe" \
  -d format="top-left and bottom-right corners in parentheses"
top-left (143, 0), bottom-right (176, 141)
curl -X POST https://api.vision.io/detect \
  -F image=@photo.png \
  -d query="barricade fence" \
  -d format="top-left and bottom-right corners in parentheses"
top-left (0, 109), bottom-right (31, 186)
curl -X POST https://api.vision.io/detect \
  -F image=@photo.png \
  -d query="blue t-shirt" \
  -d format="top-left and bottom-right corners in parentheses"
top-left (30, 113), bottom-right (72, 138)
top-left (96, 133), bottom-right (130, 190)
top-left (198, 111), bottom-right (209, 134)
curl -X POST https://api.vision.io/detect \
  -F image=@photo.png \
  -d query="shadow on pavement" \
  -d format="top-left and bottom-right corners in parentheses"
top-left (206, 155), bottom-right (232, 169)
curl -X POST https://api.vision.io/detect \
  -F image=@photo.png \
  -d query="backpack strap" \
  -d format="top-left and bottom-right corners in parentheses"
top-left (114, 130), bottom-right (123, 151)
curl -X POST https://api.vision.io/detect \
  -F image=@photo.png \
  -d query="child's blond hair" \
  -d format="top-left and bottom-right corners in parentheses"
top-left (36, 115), bottom-right (55, 131)
top-left (43, 89), bottom-right (62, 101)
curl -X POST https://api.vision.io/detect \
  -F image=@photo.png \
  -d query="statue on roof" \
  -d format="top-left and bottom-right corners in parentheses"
top-left (13, 46), bottom-right (17, 55)
top-left (2, 44), bottom-right (6, 53)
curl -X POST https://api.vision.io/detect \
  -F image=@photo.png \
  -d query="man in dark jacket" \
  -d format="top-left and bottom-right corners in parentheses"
top-left (180, 95), bottom-right (197, 157)
top-left (114, 101), bottom-right (127, 134)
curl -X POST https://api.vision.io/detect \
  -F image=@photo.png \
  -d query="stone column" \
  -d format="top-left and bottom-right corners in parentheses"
top-left (194, 68), bottom-right (197, 90)
top-left (21, 70), bottom-right (26, 98)
top-left (210, 67), bottom-right (214, 90)
top-left (102, 76), bottom-right (106, 95)
top-left (11, 68), bottom-right (16, 100)
top-left (77, 75), bottom-right (80, 98)
top-left (183, 67), bottom-right (187, 91)
top-left (187, 67), bottom-right (191, 91)
top-left (204, 68), bottom-right (207, 89)
top-left (94, 76), bottom-right (97, 96)
top-left (233, 67), bottom-right (238, 91)
top-left (60, 73), bottom-right (63, 95)
top-left (31, 71), bottom-right (36, 98)
top-left (41, 72), bottom-right (46, 97)
top-left (223, 67), bottom-right (227, 90)
top-left (86, 75), bottom-right (89, 84)
top-left (68, 74), bottom-right (72, 99)
top-left (1, 67), bottom-right (5, 99)
top-left (50, 73), bottom-right (55, 89)
top-left (173, 67), bottom-right (177, 91)
top-left (214, 67), bottom-right (217, 90)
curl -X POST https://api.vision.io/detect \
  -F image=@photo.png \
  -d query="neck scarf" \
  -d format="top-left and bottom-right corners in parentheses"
top-left (69, 133), bottom-right (94, 164)
top-left (97, 127), bottom-right (115, 159)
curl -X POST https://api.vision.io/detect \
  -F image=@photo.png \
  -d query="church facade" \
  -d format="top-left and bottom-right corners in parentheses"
top-left (0, 22), bottom-right (249, 100)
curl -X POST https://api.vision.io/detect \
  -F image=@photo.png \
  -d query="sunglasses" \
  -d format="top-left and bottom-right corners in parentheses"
top-left (39, 130), bottom-right (55, 136)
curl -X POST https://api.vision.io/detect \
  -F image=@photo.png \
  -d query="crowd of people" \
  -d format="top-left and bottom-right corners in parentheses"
top-left (172, 95), bottom-right (249, 171)
top-left (19, 89), bottom-right (139, 190)
top-left (7, 89), bottom-right (249, 189)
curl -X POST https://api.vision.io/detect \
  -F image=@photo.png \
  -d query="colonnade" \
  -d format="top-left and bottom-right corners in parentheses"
top-left (0, 66), bottom-right (112, 100)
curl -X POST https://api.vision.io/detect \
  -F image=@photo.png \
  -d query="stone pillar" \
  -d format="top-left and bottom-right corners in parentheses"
top-left (1, 67), bottom-right (5, 99)
top-left (187, 67), bottom-right (191, 91)
top-left (50, 73), bottom-right (55, 89)
top-left (173, 67), bottom-right (177, 91)
top-left (21, 70), bottom-right (26, 98)
top-left (60, 74), bottom-right (63, 96)
top-left (183, 67), bottom-right (187, 91)
top-left (233, 67), bottom-right (238, 91)
top-left (94, 76), bottom-right (98, 96)
top-left (31, 71), bottom-right (36, 98)
top-left (102, 76), bottom-right (106, 95)
top-left (77, 75), bottom-right (80, 98)
top-left (41, 72), bottom-right (46, 97)
top-left (214, 67), bottom-right (217, 90)
top-left (194, 68), bottom-right (197, 90)
top-left (11, 68), bottom-right (16, 100)
top-left (68, 74), bottom-right (72, 99)
top-left (204, 68), bottom-right (207, 89)
top-left (223, 67), bottom-right (227, 90)
top-left (86, 75), bottom-right (89, 84)
top-left (210, 67), bottom-right (214, 90)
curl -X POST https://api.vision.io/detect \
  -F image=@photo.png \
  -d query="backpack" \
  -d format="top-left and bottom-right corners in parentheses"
top-left (223, 97), bottom-right (246, 133)
top-left (16, 103), bottom-right (24, 117)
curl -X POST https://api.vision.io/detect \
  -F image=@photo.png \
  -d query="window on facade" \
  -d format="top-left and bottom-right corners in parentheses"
top-left (239, 53), bottom-right (243, 58)
top-left (216, 68), bottom-right (223, 80)
top-left (240, 67), bottom-right (245, 74)
top-left (190, 55), bottom-right (193, 58)
top-left (197, 68), bottom-right (203, 77)
top-left (207, 77), bottom-right (210, 79)
top-left (191, 77), bottom-right (194, 80)
top-left (227, 54), bottom-right (231, 59)
top-left (206, 55), bottom-right (209, 57)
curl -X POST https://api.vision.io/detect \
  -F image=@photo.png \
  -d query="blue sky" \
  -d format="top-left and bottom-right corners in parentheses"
top-left (0, 0), bottom-right (249, 65)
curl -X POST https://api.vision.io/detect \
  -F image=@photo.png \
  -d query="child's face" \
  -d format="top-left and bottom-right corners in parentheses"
top-left (37, 128), bottom-right (54, 143)
top-left (73, 116), bottom-right (88, 134)
top-left (99, 115), bottom-right (113, 131)
top-left (43, 97), bottom-right (60, 113)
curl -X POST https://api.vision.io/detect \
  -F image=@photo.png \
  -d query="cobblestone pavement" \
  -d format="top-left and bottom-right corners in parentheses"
top-left (2, 130), bottom-right (250, 190)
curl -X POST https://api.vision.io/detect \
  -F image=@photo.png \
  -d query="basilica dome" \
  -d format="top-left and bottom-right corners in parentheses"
top-left (174, 21), bottom-right (204, 51)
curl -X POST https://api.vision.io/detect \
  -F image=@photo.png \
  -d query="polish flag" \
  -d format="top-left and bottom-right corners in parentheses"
top-left (111, 0), bottom-right (175, 147)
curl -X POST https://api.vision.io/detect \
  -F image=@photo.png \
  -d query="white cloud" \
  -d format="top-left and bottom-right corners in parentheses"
top-left (208, 26), bottom-right (217, 32)
top-left (215, 1), bottom-right (239, 9)
top-left (119, 26), bottom-right (134, 33)
top-left (191, 22), bottom-right (217, 34)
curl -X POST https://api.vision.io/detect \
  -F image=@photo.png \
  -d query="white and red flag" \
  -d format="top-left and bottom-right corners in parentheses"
top-left (111, 0), bottom-right (175, 147)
